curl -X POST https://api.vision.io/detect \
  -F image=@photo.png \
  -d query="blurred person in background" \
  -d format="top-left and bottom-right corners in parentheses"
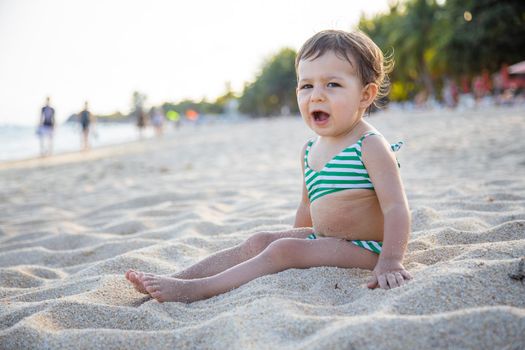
top-left (80, 101), bottom-right (96, 150)
top-left (150, 107), bottom-right (165, 137)
top-left (136, 106), bottom-right (147, 139)
top-left (37, 96), bottom-right (55, 157)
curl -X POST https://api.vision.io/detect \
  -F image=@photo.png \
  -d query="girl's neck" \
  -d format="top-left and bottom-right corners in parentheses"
top-left (319, 118), bottom-right (369, 146)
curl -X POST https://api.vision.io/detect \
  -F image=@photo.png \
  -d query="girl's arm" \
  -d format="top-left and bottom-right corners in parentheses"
top-left (362, 135), bottom-right (412, 289)
top-left (294, 142), bottom-right (313, 228)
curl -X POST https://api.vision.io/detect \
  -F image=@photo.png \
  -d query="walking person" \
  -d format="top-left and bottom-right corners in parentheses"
top-left (80, 101), bottom-right (95, 150)
top-left (37, 96), bottom-right (55, 157)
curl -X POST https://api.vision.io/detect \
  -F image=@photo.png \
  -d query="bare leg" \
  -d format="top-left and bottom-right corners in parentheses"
top-left (39, 137), bottom-right (45, 157)
top-left (125, 228), bottom-right (313, 294)
top-left (48, 135), bottom-right (54, 156)
top-left (141, 236), bottom-right (378, 303)
top-left (82, 130), bottom-right (89, 150)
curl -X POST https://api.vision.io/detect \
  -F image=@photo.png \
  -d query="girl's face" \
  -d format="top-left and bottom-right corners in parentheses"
top-left (296, 51), bottom-right (370, 139)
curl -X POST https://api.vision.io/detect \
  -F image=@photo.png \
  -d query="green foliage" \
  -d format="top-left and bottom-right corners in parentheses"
top-left (359, 0), bottom-right (525, 101)
top-left (161, 83), bottom-right (237, 116)
top-left (359, 0), bottom-right (441, 99)
top-left (129, 1), bottom-right (525, 115)
top-left (238, 48), bottom-right (298, 116)
top-left (97, 111), bottom-right (125, 120)
top-left (162, 98), bottom-right (223, 115)
top-left (442, 0), bottom-right (525, 75)
top-left (214, 82), bottom-right (237, 107)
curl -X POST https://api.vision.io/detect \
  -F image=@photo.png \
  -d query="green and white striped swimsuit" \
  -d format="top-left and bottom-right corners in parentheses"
top-left (307, 233), bottom-right (383, 254)
top-left (304, 132), bottom-right (379, 203)
top-left (304, 132), bottom-right (403, 255)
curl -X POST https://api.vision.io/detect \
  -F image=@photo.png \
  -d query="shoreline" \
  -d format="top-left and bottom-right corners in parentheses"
top-left (0, 117), bottom-right (251, 171)
top-left (2, 104), bottom-right (522, 171)
top-left (0, 137), bottom-right (153, 171)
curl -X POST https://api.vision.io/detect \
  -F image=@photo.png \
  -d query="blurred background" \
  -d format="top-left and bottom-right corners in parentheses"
top-left (1, 0), bottom-right (524, 161)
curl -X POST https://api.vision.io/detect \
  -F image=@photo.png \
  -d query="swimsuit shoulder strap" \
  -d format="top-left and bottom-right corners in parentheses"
top-left (355, 131), bottom-right (403, 167)
top-left (304, 138), bottom-right (315, 156)
top-left (303, 138), bottom-right (318, 170)
top-left (357, 131), bottom-right (381, 144)
top-left (354, 131), bottom-right (381, 160)
top-left (357, 131), bottom-right (403, 152)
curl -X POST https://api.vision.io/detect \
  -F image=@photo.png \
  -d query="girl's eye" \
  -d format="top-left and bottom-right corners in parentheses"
top-left (327, 82), bottom-right (341, 87)
top-left (299, 84), bottom-right (313, 90)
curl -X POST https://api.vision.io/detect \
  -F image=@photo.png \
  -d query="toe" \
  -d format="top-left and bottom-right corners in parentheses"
top-left (127, 272), bottom-right (138, 283)
top-left (151, 292), bottom-right (164, 303)
top-left (137, 272), bottom-right (151, 282)
top-left (144, 282), bottom-right (159, 292)
top-left (142, 275), bottom-right (158, 283)
top-left (145, 286), bottom-right (159, 295)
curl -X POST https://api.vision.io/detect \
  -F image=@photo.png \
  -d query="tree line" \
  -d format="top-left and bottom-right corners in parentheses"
top-left (359, 0), bottom-right (525, 101)
top-left (121, 0), bottom-right (524, 119)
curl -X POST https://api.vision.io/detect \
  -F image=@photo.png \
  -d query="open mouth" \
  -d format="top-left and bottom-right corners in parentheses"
top-left (312, 110), bottom-right (330, 122)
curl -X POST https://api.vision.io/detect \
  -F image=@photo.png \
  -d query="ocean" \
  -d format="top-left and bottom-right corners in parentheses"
top-left (0, 122), bottom-right (152, 162)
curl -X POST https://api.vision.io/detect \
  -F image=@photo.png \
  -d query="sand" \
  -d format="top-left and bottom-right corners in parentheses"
top-left (1, 107), bottom-right (524, 349)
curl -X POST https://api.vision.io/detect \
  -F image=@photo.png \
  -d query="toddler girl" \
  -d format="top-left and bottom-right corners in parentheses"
top-left (126, 29), bottom-right (411, 302)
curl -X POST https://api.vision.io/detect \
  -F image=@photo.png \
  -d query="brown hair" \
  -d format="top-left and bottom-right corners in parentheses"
top-left (295, 29), bottom-right (393, 109)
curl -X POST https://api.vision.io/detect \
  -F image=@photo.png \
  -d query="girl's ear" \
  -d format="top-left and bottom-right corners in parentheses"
top-left (360, 83), bottom-right (379, 109)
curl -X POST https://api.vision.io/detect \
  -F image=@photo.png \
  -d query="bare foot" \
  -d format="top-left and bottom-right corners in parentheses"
top-left (142, 274), bottom-right (204, 303)
top-left (125, 269), bottom-right (150, 294)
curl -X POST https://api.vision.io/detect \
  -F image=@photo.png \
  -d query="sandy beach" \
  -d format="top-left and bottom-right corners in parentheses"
top-left (1, 107), bottom-right (524, 349)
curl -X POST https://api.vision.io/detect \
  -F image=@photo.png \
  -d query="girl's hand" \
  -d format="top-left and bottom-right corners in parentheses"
top-left (367, 259), bottom-right (412, 289)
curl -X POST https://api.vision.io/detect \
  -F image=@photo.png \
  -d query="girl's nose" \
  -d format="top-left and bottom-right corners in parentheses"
top-left (310, 86), bottom-right (325, 102)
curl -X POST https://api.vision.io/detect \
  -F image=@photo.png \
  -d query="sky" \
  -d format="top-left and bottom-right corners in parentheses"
top-left (0, 0), bottom-right (390, 125)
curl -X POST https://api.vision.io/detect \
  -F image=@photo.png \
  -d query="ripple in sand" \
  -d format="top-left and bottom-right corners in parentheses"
top-left (0, 233), bottom-right (106, 253)
top-left (0, 240), bottom-right (158, 269)
top-left (389, 259), bottom-right (525, 316)
top-left (101, 219), bottom-right (156, 235)
top-left (2, 276), bottom-right (102, 303)
top-left (0, 303), bottom-right (51, 330)
top-left (0, 266), bottom-right (65, 289)
top-left (408, 245), bottom-right (466, 266)
top-left (430, 220), bottom-right (525, 246)
top-left (411, 206), bottom-right (441, 231)
top-left (0, 269), bottom-right (45, 289)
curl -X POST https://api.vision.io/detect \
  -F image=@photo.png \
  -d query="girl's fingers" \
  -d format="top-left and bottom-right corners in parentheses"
top-left (367, 276), bottom-right (378, 289)
top-left (395, 272), bottom-right (405, 286)
top-left (386, 273), bottom-right (398, 288)
top-left (378, 274), bottom-right (389, 289)
top-left (400, 270), bottom-right (412, 280)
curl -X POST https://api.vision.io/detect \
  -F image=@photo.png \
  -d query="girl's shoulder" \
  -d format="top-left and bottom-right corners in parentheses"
top-left (301, 137), bottom-right (317, 157)
top-left (357, 130), bottom-right (382, 143)
top-left (360, 131), bottom-right (404, 168)
top-left (303, 136), bottom-right (317, 150)
top-left (359, 130), bottom-right (403, 153)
